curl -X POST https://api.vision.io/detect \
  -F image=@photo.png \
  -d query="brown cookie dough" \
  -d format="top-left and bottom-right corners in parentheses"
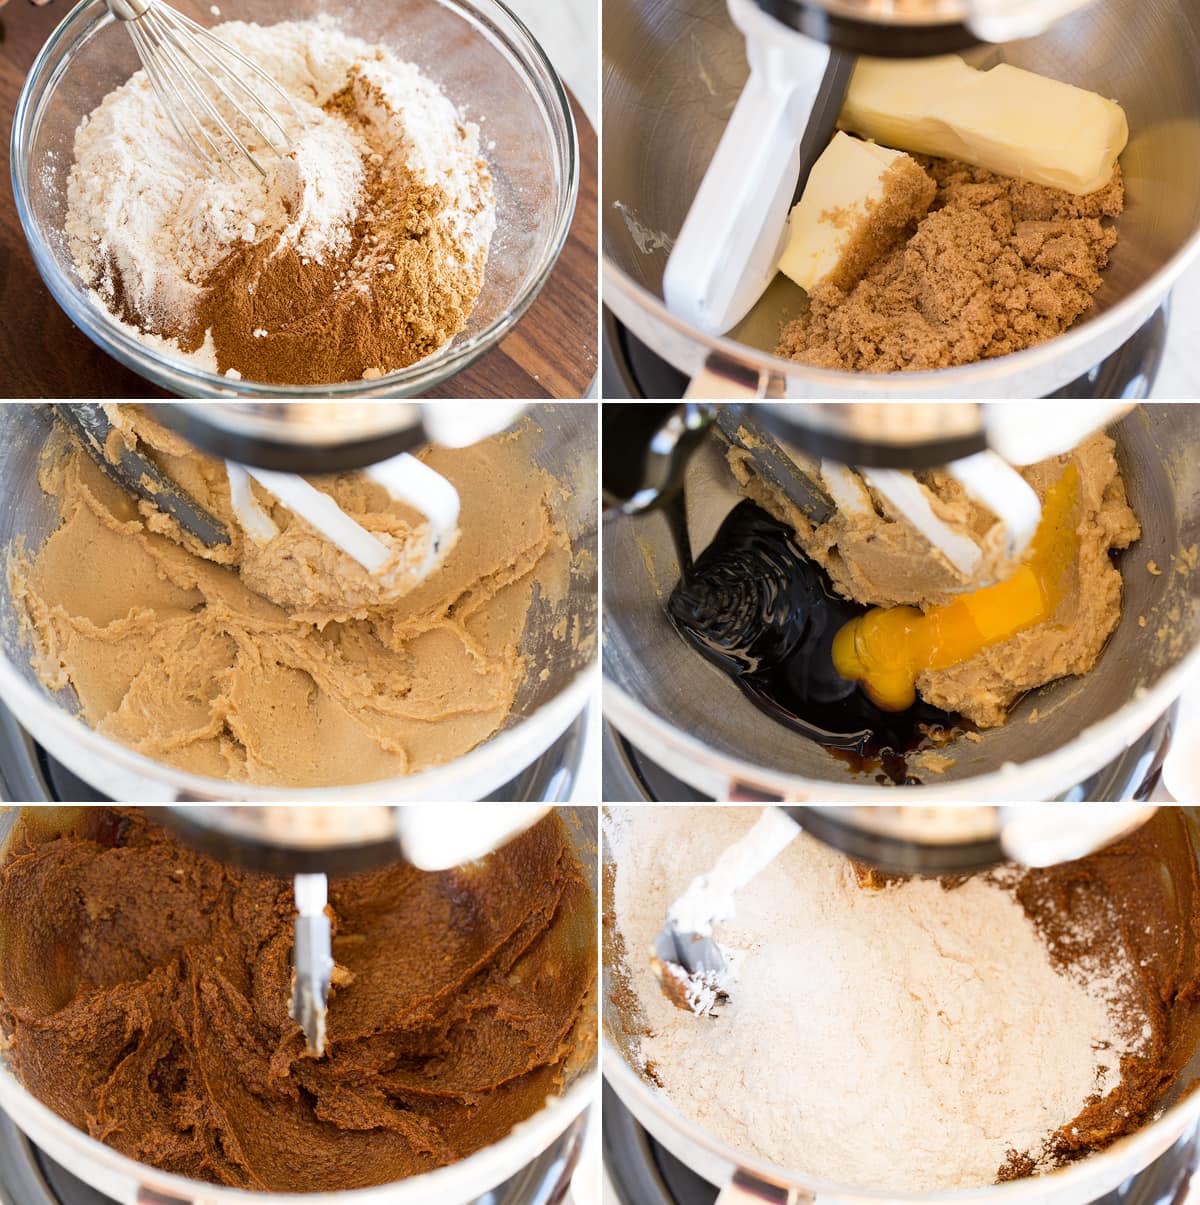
top-left (728, 431), bottom-right (1138, 727)
top-left (8, 409), bottom-right (572, 785)
top-left (0, 808), bottom-right (596, 1192)
top-left (1005, 807), bottom-right (1200, 1172)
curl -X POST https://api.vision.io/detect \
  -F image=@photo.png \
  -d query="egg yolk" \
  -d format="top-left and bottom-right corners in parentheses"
top-left (831, 462), bottom-right (1080, 712)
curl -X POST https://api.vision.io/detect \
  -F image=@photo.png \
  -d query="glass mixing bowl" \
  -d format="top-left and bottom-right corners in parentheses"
top-left (11, 0), bottom-right (578, 397)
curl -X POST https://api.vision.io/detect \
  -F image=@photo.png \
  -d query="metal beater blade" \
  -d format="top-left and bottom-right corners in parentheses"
top-left (226, 452), bottom-right (461, 588)
top-left (725, 409), bottom-right (1045, 592)
top-left (291, 873), bottom-right (333, 1058)
top-left (663, 0), bottom-right (856, 333)
top-left (55, 404), bottom-right (231, 548)
top-left (653, 808), bottom-right (800, 1015)
top-left (715, 409), bottom-right (837, 527)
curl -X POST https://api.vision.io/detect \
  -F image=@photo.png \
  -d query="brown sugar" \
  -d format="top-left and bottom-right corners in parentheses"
top-left (777, 157), bottom-right (1124, 372)
top-left (820, 156), bottom-right (937, 293)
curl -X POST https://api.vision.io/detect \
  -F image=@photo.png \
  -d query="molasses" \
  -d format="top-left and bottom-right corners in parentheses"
top-left (668, 500), bottom-right (965, 784)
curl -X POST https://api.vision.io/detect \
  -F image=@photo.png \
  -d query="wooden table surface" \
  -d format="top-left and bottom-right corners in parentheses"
top-left (0, 5), bottom-right (598, 398)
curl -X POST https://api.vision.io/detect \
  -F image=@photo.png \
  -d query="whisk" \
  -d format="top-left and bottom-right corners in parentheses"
top-left (106, 0), bottom-right (301, 178)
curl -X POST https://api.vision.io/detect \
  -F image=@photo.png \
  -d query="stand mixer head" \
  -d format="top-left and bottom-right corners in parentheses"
top-left (745, 0), bottom-right (1101, 51)
top-left (62, 402), bottom-right (525, 617)
top-left (790, 803), bottom-right (1157, 871)
top-left (150, 402), bottom-right (528, 472)
top-left (604, 403), bottom-right (1135, 508)
top-left (605, 402), bottom-right (1133, 597)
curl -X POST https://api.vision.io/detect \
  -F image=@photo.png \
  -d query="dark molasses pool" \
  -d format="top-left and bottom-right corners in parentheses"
top-left (667, 499), bottom-right (967, 785)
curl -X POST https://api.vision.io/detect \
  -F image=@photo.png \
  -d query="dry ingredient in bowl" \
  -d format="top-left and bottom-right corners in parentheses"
top-left (605, 807), bottom-right (1200, 1192)
top-left (65, 18), bottom-right (496, 386)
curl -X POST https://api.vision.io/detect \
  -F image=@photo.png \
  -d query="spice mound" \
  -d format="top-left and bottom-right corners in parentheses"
top-left (0, 808), bottom-right (596, 1191)
top-left (777, 157), bottom-right (1123, 372)
top-left (7, 406), bottom-right (574, 787)
top-left (65, 19), bottom-right (496, 385)
top-left (604, 806), bottom-right (1200, 1193)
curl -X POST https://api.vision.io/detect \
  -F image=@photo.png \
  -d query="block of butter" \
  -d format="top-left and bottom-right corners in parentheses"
top-left (839, 56), bottom-right (1128, 196)
top-left (778, 132), bottom-right (936, 295)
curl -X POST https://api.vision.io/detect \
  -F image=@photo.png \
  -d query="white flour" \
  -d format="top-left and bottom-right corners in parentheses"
top-left (65, 17), bottom-right (495, 374)
top-left (607, 807), bottom-right (1149, 1193)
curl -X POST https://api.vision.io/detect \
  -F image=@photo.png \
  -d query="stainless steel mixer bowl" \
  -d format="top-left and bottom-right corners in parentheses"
top-left (603, 404), bottom-right (1200, 801)
top-left (0, 404), bottom-right (598, 802)
top-left (0, 804), bottom-right (598, 1205)
top-left (603, 0), bottom-right (1200, 398)
top-left (602, 804), bottom-right (1200, 1205)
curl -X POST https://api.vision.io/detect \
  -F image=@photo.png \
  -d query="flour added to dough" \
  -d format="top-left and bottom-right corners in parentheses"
top-left (604, 807), bottom-right (1200, 1192)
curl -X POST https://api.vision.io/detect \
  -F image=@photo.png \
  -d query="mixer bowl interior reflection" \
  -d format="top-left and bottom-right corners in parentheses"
top-left (602, 0), bottom-right (1200, 397)
top-left (603, 406), bottom-right (1200, 800)
top-left (602, 805), bottom-right (1200, 1205)
top-left (0, 805), bottom-right (598, 1205)
top-left (0, 404), bottom-right (598, 802)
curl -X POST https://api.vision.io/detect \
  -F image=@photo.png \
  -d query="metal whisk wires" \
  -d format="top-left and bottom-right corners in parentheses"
top-left (107, 0), bottom-right (301, 178)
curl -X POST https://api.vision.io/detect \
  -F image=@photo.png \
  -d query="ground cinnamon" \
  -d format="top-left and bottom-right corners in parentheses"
top-left (178, 72), bottom-right (490, 386)
top-left (777, 157), bottom-right (1124, 372)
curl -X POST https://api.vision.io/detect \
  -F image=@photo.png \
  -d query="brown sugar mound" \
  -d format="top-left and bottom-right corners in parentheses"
top-left (777, 157), bottom-right (1124, 372)
top-left (819, 156), bottom-right (937, 293)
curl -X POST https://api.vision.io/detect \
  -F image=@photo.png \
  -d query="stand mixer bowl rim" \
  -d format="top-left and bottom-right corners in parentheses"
top-left (601, 239), bottom-right (1200, 393)
top-left (0, 1021), bottom-right (597, 1204)
top-left (600, 628), bottom-right (1197, 799)
top-left (601, 1031), bottom-right (1200, 1202)
top-left (756, 0), bottom-right (977, 25)
top-left (0, 651), bottom-right (596, 802)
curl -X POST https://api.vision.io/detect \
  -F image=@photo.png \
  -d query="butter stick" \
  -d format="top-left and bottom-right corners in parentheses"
top-left (778, 132), bottom-right (936, 295)
top-left (839, 56), bottom-right (1128, 196)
